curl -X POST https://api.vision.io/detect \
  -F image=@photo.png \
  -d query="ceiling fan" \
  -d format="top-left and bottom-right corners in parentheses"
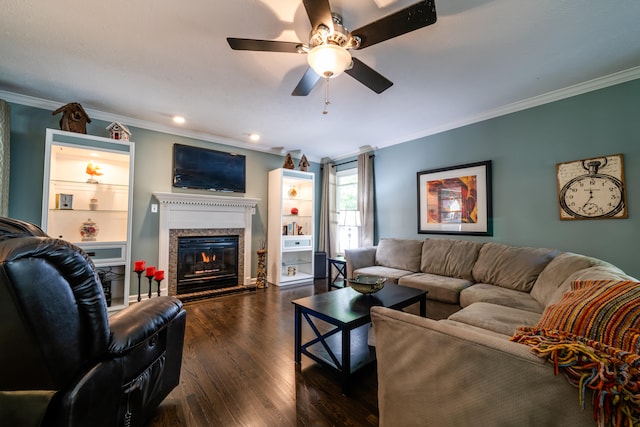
top-left (227, 0), bottom-right (437, 97)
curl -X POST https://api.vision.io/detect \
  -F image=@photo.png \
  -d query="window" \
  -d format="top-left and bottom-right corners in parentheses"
top-left (336, 168), bottom-right (358, 254)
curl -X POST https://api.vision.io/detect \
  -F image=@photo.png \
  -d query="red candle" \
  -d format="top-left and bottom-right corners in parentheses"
top-left (154, 270), bottom-right (165, 281)
top-left (145, 266), bottom-right (156, 277)
top-left (134, 260), bottom-right (146, 272)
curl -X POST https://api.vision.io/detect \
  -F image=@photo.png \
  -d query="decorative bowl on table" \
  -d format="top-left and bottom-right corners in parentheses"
top-left (346, 275), bottom-right (386, 295)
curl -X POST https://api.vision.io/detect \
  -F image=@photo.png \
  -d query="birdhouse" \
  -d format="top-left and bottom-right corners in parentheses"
top-left (283, 153), bottom-right (295, 170)
top-left (52, 102), bottom-right (91, 134)
top-left (298, 154), bottom-right (310, 171)
top-left (106, 121), bottom-right (132, 141)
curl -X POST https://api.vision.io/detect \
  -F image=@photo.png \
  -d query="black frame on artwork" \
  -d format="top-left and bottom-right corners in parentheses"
top-left (417, 160), bottom-right (492, 236)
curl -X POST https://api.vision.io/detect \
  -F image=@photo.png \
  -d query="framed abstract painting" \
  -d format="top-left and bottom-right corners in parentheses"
top-left (417, 160), bottom-right (492, 236)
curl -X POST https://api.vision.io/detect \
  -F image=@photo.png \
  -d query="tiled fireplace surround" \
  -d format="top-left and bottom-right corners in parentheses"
top-left (153, 192), bottom-right (259, 297)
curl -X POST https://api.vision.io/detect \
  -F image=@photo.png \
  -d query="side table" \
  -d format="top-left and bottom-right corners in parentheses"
top-left (327, 256), bottom-right (346, 291)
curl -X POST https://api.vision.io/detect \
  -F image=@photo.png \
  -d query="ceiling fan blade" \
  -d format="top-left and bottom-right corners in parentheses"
top-left (292, 67), bottom-right (322, 96)
top-left (302, 0), bottom-right (334, 32)
top-left (350, 0), bottom-right (437, 50)
top-left (345, 58), bottom-right (393, 94)
top-left (227, 38), bottom-right (302, 53)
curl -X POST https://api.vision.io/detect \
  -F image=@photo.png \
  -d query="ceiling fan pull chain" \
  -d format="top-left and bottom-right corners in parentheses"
top-left (323, 77), bottom-right (330, 115)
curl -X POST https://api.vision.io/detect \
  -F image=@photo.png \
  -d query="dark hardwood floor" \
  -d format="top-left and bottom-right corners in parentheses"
top-left (148, 280), bottom-right (383, 427)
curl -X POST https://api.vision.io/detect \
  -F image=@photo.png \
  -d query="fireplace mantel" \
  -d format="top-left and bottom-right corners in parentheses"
top-left (153, 192), bottom-right (260, 210)
top-left (153, 192), bottom-right (259, 293)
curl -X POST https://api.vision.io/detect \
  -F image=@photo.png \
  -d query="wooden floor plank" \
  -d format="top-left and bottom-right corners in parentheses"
top-left (149, 280), bottom-right (381, 427)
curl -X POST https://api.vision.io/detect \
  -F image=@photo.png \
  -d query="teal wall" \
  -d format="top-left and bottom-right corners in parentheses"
top-left (7, 104), bottom-right (321, 295)
top-left (6, 78), bottom-right (640, 290)
top-left (374, 79), bottom-right (640, 278)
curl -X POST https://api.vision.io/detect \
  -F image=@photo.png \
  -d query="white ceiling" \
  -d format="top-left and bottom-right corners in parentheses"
top-left (1, 0), bottom-right (639, 162)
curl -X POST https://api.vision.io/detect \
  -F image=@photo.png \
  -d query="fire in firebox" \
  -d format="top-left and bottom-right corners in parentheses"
top-left (194, 252), bottom-right (221, 274)
top-left (177, 235), bottom-right (239, 295)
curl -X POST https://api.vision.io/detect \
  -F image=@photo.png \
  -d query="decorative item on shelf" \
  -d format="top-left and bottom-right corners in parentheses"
top-left (85, 161), bottom-right (103, 184)
top-left (145, 266), bottom-right (156, 299)
top-left (89, 197), bottom-right (98, 211)
top-left (288, 185), bottom-right (297, 198)
top-left (347, 275), bottom-right (386, 295)
top-left (52, 102), bottom-right (91, 134)
top-left (154, 270), bottom-right (164, 297)
top-left (56, 193), bottom-right (73, 210)
top-left (79, 218), bottom-right (99, 241)
top-left (290, 207), bottom-right (299, 215)
top-left (106, 121), bottom-right (131, 141)
top-left (283, 153), bottom-right (295, 169)
top-left (298, 154), bottom-right (309, 171)
top-left (287, 265), bottom-right (297, 276)
top-left (134, 260), bottom-right (146, 302)
top-left (256, 240), bottom-right (267, 289)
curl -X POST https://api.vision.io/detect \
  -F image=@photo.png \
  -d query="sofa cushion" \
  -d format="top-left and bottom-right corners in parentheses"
top-left (531, 279), bottom-right (640, 353)
top-left (448, 302), bottom-right (541, 336)
top-left (460, 284), bottom-right (544, 313)
top-left (352, 266), bottom-right (414, 283)
top-left (398, 273), bottom-right (473, 304)
top-left (530, 252), bottom-right (604, 307)
top-left (439, 319), bottom-right (512, 339)
top-left (420, 238), bottom-right (483, 281)
top-left (546, 264), bottom-right (633, 306)
top-left (472, 242), bottom-right (558, 292)
top-left (375, 238), bottom-right (423, 272)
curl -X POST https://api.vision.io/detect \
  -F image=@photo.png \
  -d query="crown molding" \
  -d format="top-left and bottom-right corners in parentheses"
top-left (381, 66), bottom-right (640, 150)
top-left (0, 90), bottom-right (323, 163)
top-left (3, 66), bottom-right (639, 164)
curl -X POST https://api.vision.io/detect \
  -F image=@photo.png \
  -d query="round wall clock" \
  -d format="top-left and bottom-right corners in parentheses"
top-left (556, 154), bottom-right (627, 220)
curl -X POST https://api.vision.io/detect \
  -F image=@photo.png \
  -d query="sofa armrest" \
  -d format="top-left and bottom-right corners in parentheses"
top-left (370, 307), bottom-right (595, 427)
top-left (344, 246), bottom-right (377, 278)
top-left (108, 296), bottom-right (183, 355)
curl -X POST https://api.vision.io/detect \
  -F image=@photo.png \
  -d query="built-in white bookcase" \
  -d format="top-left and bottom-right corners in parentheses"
top-left (267, 168), bottom-right (315, 286)
top-left (41, 128), bottom-right (134, 311)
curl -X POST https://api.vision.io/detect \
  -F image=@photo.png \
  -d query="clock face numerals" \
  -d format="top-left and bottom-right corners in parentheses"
top-left (560, 174), bottom-right (624, 218)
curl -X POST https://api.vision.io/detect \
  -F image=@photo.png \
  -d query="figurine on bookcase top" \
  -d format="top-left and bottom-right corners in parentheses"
top-left (283, 153), bottom-right (295, 169)
top-left (298, 154), bottom-right (309, 171)
top-left (52, 102), bottom-right (91, 134)
top-left (106, 121), bottom-right (132, 141)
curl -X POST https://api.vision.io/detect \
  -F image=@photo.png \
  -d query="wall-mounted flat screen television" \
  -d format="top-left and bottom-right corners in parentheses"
top-left (172, 143), bottom-right (246, 193)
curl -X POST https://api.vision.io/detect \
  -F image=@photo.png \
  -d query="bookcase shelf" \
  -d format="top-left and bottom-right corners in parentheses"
top-left (41, 128), bottom-right (135, 312)
top-left (267, 168), bottom-right (315, 286)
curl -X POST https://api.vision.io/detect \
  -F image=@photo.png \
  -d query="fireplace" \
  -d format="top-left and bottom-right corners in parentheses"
top-left (177, 236), bottom-right (239, 294)
top-left (152, 192), bottom-right (259, 299)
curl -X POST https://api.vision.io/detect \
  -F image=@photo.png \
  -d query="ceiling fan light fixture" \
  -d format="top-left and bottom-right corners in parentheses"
top-left (307, 44), bottom-right (352, 79)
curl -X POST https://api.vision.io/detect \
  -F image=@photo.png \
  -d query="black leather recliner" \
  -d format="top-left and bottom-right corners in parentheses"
top-left (0, 217), bottom-right (186, 426)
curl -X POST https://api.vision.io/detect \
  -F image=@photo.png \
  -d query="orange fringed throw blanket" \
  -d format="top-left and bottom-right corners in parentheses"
top-left (512, 328), bottom-right (640, 427)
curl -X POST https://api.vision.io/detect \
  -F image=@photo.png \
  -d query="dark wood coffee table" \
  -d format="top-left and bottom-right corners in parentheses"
top-left (292, 283), bottom-right (426, 394)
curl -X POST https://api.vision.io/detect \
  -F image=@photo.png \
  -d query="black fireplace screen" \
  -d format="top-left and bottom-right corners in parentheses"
top-left (177, 235), bottom-right (239, 294)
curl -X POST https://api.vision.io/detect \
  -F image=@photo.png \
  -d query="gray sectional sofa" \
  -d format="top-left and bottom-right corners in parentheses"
top-left (345, 238), bottom-right (635, 426)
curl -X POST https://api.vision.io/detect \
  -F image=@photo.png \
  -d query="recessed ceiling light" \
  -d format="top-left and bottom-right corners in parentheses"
top-left (249, 133), bottom-right (260, 142)
top-left (173, 116), bottom-right (186, 124)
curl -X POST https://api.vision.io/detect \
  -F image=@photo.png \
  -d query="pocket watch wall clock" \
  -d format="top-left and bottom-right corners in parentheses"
top-left (556, 154), bottom-right (627, 220)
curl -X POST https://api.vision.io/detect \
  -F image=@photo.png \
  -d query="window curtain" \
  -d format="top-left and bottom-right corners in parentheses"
top-left (0, 100), bottom-right (9, 217)
top-left (357, 153), bottom-right (375, 247)
top-left (318, 162), bottom-right (338, 258)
